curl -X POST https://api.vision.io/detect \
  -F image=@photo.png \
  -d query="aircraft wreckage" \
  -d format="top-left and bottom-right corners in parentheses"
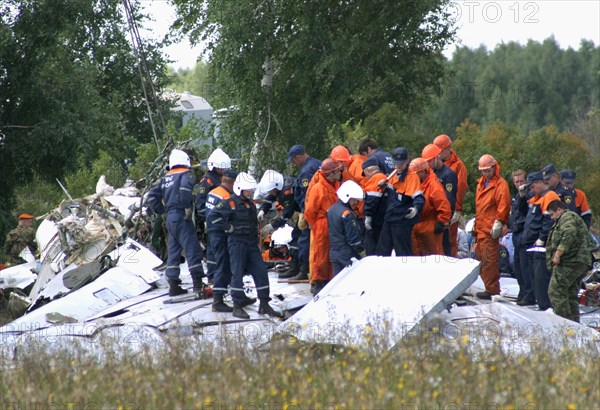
top-left (1, 171), bottom-right (599, 361)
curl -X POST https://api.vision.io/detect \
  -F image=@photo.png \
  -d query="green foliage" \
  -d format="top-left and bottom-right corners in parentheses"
top-left (172, 0), bottom-right (456, 169)
top-left (167, 61), bottom-right (212, 100)
top-left (13, 174), bottom-right (63, 218)
top-left (64, 151), bottom-right (127, 199)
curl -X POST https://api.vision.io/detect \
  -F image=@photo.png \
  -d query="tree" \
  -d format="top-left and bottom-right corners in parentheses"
top-left (172, 0), bottom-right (456, 169)
top-left (0, 0), bottom-right (173, 245)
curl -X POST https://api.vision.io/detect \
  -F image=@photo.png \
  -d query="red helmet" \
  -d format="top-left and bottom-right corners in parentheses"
top-left (321, 158), bottom-right (343, 174)
top-left (433, 134), bottom-right (452, 149)
top-left (18, 213), bottom-right (34, 220)
top-left (330, 145), bottom-right (351, 164)
top-left (478, 154), bottom-right (497, 170)
top-left (421, 144), bottom-right (442, 161)
top-left (409, 158), bottom-right (429, 174)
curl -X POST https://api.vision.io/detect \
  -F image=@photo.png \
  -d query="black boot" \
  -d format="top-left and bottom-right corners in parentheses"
top-left (258, 299), bottom-right (282, 318)
top-left (168, 279), bottom-right (187, 297)
top-left (232, 304), bottom-right (250, 319)
top-left (212, 293), bottom-right (233, 312)
top-left (239, 295), bottom-right (257, 308)
top-left (291, 263), bottom-right (309, 281)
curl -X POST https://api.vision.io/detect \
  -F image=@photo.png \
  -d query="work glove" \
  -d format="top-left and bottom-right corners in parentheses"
top-left (289, 211), bottom-right (300, 227)
top-left (450, 210), bottom-right (461, 225)
top-left (297, 213), bottom-right (308, 231)
top-left (225, 224), bottom-right (235, 234)
top-left (534, 239), bottom-right (544, 247)
top-left (490, 219), bottom-right (503, 239)
top-left (405, 207), bottom-right (418, 220)
top-left (364, 216), bottom-right (373, 231)
top-left (358, 250), bottom-right (367, 259)
top-left (377, 179), bottom-right (393, 191)
top-left (434, 221), bottom-right (445, 234)
top-left (518, 184), bottom-right (529, 198)
top-left (184, 208), bottom-right (193, 221)
top-left (257, 210), bottom-right (265, 224)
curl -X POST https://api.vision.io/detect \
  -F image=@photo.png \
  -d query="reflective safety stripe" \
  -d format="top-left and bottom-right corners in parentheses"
top-left (230, 287), bottom-right (245, 292)
top-left (188, 263), bottom-right (203, 270)
top-left (206, 260), bottom-right (217, 265)
top-left (181, 187), bottom-right (191, 192)
top-left (212, 217), bottom-right (223, 224)
top-left (411, 190), bottom-right (423, 198)
top-left (350, 241), bottom-right (362, 247)
top-left (366, 191), bottom-right (382, 197)
top-left (582, 210), bottom-right (592, 216)
top-left (166, 265), bottom-right (180, 270)
top-left (397, 194), bottom-right (403, 201)
top-left (255, 285), bottom-right (270, 291)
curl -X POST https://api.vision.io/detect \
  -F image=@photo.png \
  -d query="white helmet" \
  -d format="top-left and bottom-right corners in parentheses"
top-left (207, 148), bottom-right (231, 170)
top-left (234, 172), bottom-right (257, 196)
top-left (465, 218), bottom-right (475, 233)
top-left (336, 180), bottom-right (364, 203)
top-left (169, 149), bottom-right (190, 169)
top-left (271, 225), bottom-right (293, 247)
top-left (259, 169), bottom-right (284, 193)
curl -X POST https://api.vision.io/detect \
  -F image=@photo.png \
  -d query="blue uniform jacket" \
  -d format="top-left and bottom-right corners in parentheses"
top-left (294, 156), bottom-right (321, 212)
top-left (434, 165), bottom-right (458, 213)
top-left (327, 200), bottom-right (364, 259)
top-left (522, 190), bottom-right (555, 247)
top-left (146, 167), bottom-right (196, 215)
top-left (195, 169), bottom-right (222, 220)
top-left (369, 150), bottom-right (395, 175)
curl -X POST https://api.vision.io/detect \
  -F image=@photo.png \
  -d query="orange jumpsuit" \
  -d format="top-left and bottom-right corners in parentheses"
top-left (412, 171), bottom-right (452, 256)
top-left (474, 166), bottom-right (511, 295)
top-left (445, 150), bottom-right (468, 256)
top-left (347, 154), bottom-right (367, 186)
top-left (304, 171), bottom-right (340, 283)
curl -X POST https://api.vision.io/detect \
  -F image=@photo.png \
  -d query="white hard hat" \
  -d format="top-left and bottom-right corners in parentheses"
top-left (169, 149), bottom-right (190, 169)
top-left (207, 148), bottom-right (231, 170)
top-left (336, 180), bottom-right (364, 203)
top-left (271, 225), bottom-right (293, 247)
top-left (465, 218), bottom-right (475, 233)
top-left (234, 172), bottom-right (257, 196)
top-left (259, 169), bottom-right (284, 193)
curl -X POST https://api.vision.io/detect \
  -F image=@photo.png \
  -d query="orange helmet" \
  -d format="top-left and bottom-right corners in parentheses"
top-left (433, 134), bottom-right (452, 149)
top-left (18, 213), bottom-right (34, 220)
top-left (478, 154), bottom-right (497, 170)
top-left (421, 144), bottom-right (442, 161)
top-left (321, 158), bottom-right (343, 174)
top-left (330, 145), bottom-right (351, 164)
top-left (409, 158), bottom-right (429, 174)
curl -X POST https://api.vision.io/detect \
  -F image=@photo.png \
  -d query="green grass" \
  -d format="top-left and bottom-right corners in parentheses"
top-left (0, 322), bottom-right (597, 410)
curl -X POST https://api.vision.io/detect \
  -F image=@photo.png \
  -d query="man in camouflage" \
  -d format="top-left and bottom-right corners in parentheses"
top-left (3, 214), bottom-right (37, 265)
top-left (545, 200), bottom-right (593, 322)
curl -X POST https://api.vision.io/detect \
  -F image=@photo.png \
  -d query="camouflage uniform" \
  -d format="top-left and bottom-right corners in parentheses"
top-left (3, 226), bottom-right (36, 264)
top-left (546, 210), bottom-right (593, 322)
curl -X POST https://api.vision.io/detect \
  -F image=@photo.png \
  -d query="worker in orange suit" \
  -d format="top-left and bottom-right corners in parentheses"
top-left (329, 145), bottom-right (365, 218)
top-left (304, 158), bottom-right (343, 295)
top-left (410, 158), bottom-right (452, 256)
top-left (474, 154), bottom-right (511, 299)
top-left (433, 134), bottom-right (468, 256)
top-left (347, 146), bottom-right (369, 187)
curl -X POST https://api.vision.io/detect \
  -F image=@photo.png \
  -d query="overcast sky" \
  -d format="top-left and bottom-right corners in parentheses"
top-left (141, 0), bottom-right (600, 69)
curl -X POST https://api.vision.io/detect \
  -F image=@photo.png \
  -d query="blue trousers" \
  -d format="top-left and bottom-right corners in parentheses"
top-left (376, 222), bottom-right (413, 257)
top-left (298, 228), bottom-right (311, 266)
top-left (210, 232), bottom-right (231, 296)
top-left (165, 211), bottom-right (204, 284)
top-left (514, 234), bottom-right (534, 302)
top-left (528, 251), bottom-right (552, 309)
top-left (228, 240), bottom-right (270, 304)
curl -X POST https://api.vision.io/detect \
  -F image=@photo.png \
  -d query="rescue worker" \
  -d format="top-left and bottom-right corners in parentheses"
top-left (210, 172), bottom-right (280, 319)
top-left (433, 134), bottom-right (468, 256)
top-left (327, 180), bottom-right (365, 276)
top-left (546, 200), bottom-right (593, 322)
top-left (560, 169), bottom-right (592, 229)
top-left (196, 147), bottom-right (232, 282)
top-left (254, 169), bottom-right (285, 224)
top-left (411, 158), bottom-right (452, 256)
top-left (376, 147), bottom-right (425, 257)
top-left (3, 214), bottom-right (37, 265)
top-left (205, 169), bottom-right (254, 312)
top-left (541, 164), bottom-right (577, 213)
top-left (421, 143), bottom-right (457, 256)
top-left (262, 225), bottom-right (294, 269)
top-left (359, 138), bottom-right (395, 175)
top-left (520, 171), bottom-right (561, 309)
top-left (508, 169), bottom-right (535, 305)
top-left (287, 144), bottom-right (321, 280)
top-left (347, 145), bottom-right (369, 186)
top-left (473, 154), bottom-right (511, 300)
top-left (304, 159), bottom-right (343, 295)
top-left (146, 149), bottom-right (206, 296)
top-left (362, 158), bottom-right (388, 255)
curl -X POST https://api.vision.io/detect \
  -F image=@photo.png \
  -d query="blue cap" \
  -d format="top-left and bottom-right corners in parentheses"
top-left (560, 169), bottom-right (576, 183)
top-left (527, 171), bottom-right (544, 184)
top-left (287, 144), bottom-right (306, 163)
top-left (361, 157), bottom-right (379, 176)
top-left (392, 147), bottom-right (408, 164)
top-left (223, 169), bottom-right (238, 179)
top-left (541, 164), bottom-right (557, 180)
